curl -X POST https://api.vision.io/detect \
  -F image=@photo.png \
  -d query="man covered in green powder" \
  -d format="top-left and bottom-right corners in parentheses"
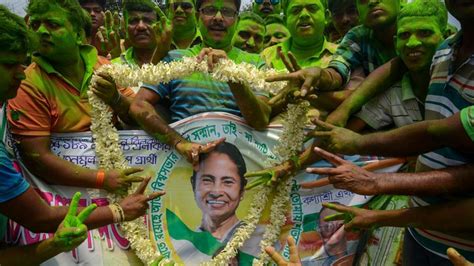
top-left (112, 0), bottom-right (172, 67)
top-left (263, 14), bottom-right (290, 49)
top-left (267, 0), bottom-right (401, 100)
top-left (347, 0), bottom-right (446, 131)
top-left (231, 11), bottom-right (266, 54)
top-left (130, 0), bottom-right (271, 169)
top-left (168, 0), bottom-right (202, 49)
top-left (0, 4), bottom-right (164, 265)
top-left (248, 0), bottom-right (402, 177)
top-left (261, 0), bottom-right (364, 120)
top-left (252, 0), bottom-right (282, 19)
top-left (261, 0), bottom-right (338, 70)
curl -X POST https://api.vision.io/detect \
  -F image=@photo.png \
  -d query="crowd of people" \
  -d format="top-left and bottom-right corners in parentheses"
top-left (0, 0), bottom-right (473, 265)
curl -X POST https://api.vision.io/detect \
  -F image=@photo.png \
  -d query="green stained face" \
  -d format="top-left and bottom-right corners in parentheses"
top-left (286, 0), bottom-right (326, 46)
top-left (396, 16), bottom-right (443, 72)
top-left (264, 23), bottom-right (290, 48)
top-left (232, 19), bottom-right (265, 53)
top-left (168, 0), bottom-right (197, 33)
top-left (127, 11), bottom-right (157, 49)
top-left (252, 0), bottom-right (282, 18)
top-left (357, 0), bottom-right (399, 29)
top-left (29, 5), bottom-right (81, 63)
top-left (0, 52), bottom-right (27, 102)
top-left (198, 0), bottom-right (238, 49)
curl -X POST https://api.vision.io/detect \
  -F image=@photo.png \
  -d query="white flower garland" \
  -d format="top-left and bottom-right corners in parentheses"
top-left (99, 57), bottom-right (287, 94)
top-left (87, 56), bottom-right (302, 266)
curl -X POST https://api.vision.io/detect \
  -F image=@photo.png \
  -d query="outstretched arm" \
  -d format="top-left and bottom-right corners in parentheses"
top-left (326, 57), bottom-right (406, 127)
top-left (322, 200), bottom-right (474, 236)
top-left (308, 111), bottom-right (474, 156)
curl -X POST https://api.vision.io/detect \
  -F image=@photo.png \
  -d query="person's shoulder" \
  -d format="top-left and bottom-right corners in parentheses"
top-left (346, 25), bottom-right (370, 38)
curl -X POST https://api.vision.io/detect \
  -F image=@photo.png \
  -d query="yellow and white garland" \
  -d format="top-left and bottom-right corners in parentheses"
top-left (88, 56), bottom-right (305, 266)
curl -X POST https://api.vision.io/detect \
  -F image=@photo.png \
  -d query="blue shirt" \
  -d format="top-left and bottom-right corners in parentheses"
top-left (142, 44), bottom-right (268, 122)
top-left (0, 104), bottom-right (30, 239)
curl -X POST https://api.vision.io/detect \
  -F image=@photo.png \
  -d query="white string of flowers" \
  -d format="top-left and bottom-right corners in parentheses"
top-left (98, 56), bottom-right (287, 95)
top-left (87, 57), bottom-right (295, 266)
top-left (206, 102), bottom-right (309, 265)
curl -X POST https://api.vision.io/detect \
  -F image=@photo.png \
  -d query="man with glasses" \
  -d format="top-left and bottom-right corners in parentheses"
top-left (130, 0), bottom-right (271, 169)
top-left (168, 0), bottom-right (202, 49)
top-left (253, 0), bottom-right (282, 19)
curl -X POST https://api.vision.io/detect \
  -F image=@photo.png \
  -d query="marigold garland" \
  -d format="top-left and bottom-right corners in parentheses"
top-left (87, 56), bottom-right (304, 266)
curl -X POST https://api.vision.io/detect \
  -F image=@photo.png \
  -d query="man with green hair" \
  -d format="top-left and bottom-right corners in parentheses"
top-left (0, 4), bottom-right (163, 265)
top-left (130, 0), bottom-right (271, 169)
top-left (253, 0), bottom-right (282, 19)
top-left (263, 14), bottom-right (290, 48)
top-left (168, 0), bottom-right (202, 49)
top-left (232, 11), bottom-right (266, 54)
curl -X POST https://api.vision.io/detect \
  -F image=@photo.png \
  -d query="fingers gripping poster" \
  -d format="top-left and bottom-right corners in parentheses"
top-left (5, 113), bottom-right (402, 265)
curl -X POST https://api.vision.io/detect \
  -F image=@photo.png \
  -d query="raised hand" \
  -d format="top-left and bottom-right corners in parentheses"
top-left (175, 138), bottom-right (226, 170)
top-left (269, 48), bottom-right (309, 108)
top-left (53, 192), bottom-right (97, 252)
top-left (266, 67), bottom-right (322, 98)
top-left (265, 236), bottom-right (301, 266)
top-left (322, 202), bottom-right (379, 231)
top-left (104, 168), bottom-right (145, 196)
top-left (306, 147), bottom-right (380, 195)
top-left (151, 7), bottom-right (173, 64)
top-left (306, 118), bottom-right (362, 155)
top-left (94, 11), bottom-right (122, 58)
top-left (119, 177), bottom-right (165, 221)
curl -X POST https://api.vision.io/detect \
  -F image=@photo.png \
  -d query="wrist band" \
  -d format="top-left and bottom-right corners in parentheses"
top-left (108, 203), bottom-right (125, 223)
top-left (96, 169), bottom-right (106, 189)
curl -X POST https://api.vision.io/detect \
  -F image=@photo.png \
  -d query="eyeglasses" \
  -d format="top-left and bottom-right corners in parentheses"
top-left (171, 2), bottom-right (194, 11)
top-left (255, 0), bottom-right (280, 5)
top-left (199, 6), bottom-right (237, 18)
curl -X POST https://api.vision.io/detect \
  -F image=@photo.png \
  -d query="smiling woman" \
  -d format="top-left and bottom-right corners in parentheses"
top-left (190, 142), bottom-right (247, 240)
